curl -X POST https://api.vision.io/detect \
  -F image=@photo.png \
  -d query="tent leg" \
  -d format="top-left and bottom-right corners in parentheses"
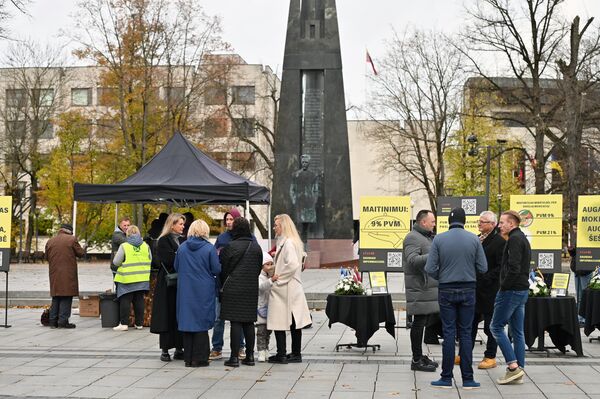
top-left (72, 201), bottom-right (78, 236)
top-left (267, 204), bottom-right (271, 250)
top-left (115, 204), bottom-right (119, 229)
top-left (245, 200), bottom-right (250, 220)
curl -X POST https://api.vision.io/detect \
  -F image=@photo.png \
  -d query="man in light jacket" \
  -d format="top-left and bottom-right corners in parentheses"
top-left (403, 209), bottom-right (439, 372)
top-left (425, 208), bottom-right (487, 390)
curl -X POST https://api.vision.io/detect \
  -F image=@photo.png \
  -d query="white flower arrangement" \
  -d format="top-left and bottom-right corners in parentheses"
top-left (334, 267), bottom-right (364, 295)
top-left (528, 270), bottom-right (550, 297)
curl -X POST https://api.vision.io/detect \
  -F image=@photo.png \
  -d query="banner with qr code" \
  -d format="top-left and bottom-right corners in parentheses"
top-left (510, 194), bottom-right (562, 273)
top-left (576, 195), bottom-right (600, 272)
top-left (359, 196), bottom-right (411, 272)
top-left (0, 196), bottom-right (12, 272)
top-left (436, 196), bottom-right (488, 235)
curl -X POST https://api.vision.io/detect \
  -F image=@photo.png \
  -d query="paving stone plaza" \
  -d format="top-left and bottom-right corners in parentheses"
top-left (1, 263), bottom-right (600, 398)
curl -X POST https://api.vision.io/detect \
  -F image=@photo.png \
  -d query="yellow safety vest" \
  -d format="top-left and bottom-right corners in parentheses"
top-left (114, 242), bottom-right (151, 284)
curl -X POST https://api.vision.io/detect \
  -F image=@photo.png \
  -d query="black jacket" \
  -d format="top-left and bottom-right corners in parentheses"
top-left (150, 234), bottom-right (181, 337)
top-left (499, 228), bottom-right (531, 291)
top-left (476, 228), bottom-right (505, 314)
top-left (219, 237), bottom-right (262, 323)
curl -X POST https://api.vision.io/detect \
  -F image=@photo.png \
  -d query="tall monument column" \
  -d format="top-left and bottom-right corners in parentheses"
top-left (272, 0), bottom-right (353, 240)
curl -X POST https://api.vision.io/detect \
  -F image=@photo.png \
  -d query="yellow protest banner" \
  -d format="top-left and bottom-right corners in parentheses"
top-left (576, 195), bottom-right (600, 271)
top-left (510, 194), bottom-right (562, 272)
top-left (0, 196), bottom-right (12, 249)
top-left (359, 196), bottom-right (411, 272)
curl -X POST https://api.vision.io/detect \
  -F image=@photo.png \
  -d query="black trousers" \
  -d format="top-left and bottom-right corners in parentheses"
top-left (471, 312), bottom-right (498, 359)
top-left (230, 322), bottom-right (255, 357)
top-left (274, 315), bottom-right (302, 357)
top-left (182, 332), bottom-right (209, 363)
top-left (119, 291), bottom-right (145, 325)
top-left (160, 331), bottom-right (183, 352)
top-left (410, 314), bottom-right (429, 361)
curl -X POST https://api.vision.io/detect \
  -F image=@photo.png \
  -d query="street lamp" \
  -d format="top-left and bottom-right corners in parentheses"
top-left (466, 135), bottom-right (506, 214)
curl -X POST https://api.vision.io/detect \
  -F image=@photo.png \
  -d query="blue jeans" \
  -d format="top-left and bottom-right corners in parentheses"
top-left (49, 296), bottom-right (73, 325)
top-left (490, 290), bottom-right (528, 368)
top-left (575, 273), bottom-right (592, 323)
top-left (438, 287), bottom-right (476, 381)
top-left (211, 299), bottom-right (245, 352)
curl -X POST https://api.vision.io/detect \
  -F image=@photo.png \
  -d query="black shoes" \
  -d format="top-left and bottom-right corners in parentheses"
top-left (57, 322), bottom-right (76, 329)
top-left (420, 355), bottom-right (439, 368)
top-left (173, 350), bottom-right (184, 360)
top-left (267, 354), bottom-right (288, 364)
top-left (411, 357), bottom-right (437, 372)
top-left (286, 353), bottom-right (302, 363)
top-left (160, 352), bottom-right (171, 362)
top-left (241, 354), bottom-right (255, 366)
top-left (224, 357), bottom-right (240, 367)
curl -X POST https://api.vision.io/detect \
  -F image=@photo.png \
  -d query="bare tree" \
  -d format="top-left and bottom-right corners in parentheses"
top-left (0, 40), bottom-right (70, 257)
top-left (366, 30), bottom-right (464, 212)
top-left (555, 16), bottom-right (600, 239)
top-left (462, 0), bottom-right (567, 194)
top-left (0, 0), bottom-right (29, 39)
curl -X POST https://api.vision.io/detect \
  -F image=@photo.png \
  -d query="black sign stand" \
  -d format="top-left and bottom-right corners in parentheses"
top-left (2, 271), bottom-right (10, 328)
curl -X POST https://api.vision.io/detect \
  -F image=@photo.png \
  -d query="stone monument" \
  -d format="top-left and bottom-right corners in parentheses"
top-left (272, 0), bottom-right (354, 245)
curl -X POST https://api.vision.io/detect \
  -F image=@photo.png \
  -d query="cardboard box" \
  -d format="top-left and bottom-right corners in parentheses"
top-left (78, 295), bottom-right (100, 317)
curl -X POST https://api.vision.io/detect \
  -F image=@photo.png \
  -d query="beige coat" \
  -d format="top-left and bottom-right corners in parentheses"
top-left (267, 238), bottom-right (311, 331)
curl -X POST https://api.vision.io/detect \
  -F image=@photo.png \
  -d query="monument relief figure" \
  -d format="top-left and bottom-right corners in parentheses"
top-left (290, 154), bottom-right (320, 241)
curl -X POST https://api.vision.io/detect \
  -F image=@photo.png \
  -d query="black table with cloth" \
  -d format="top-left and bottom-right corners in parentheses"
top-left (524, 296), bottom-right (583, 356)
top-left (579, 288), bottom-right (600, 339)
top-left (325, 294), bottom-right (396, 350)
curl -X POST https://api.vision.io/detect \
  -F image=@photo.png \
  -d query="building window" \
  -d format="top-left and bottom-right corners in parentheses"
top-left (32, 88), bottom-right (54, 107)
top-left (232, 118), bottom-right (255, 137)
top-left (71, 88), bottom-right (92, 106)
top-left (204, 118), bottom-right (229, 138)
top-left (204, 85), bottom-right (226, 105)
top-left (97, 87), bottom-right (118, 106)
top-left (32, 120), bottom-right (53, 140)
top-left (6, 89), bottom-right (27, 108)
top-left (231, 152), bottom-right (256, 171)
top-left (164, 86), bottom-right (185, 105)
top-left (5, 120), bottom-right (26, 139)
top-left (231, 86), bottom-right (255, 105)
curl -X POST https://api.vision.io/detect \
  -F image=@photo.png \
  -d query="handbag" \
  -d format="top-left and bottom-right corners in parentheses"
top-left (220, 242), bottom-right (252, 294)
top-left (41, 308), bottom-right (50, 326)
top-left (161, 262), bottom-right (178, 287)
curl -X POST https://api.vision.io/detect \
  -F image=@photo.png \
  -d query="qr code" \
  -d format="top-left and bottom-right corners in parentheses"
top-left (538, 253), bottom-right (554, 269)
top-left (461, 199), bottom-right (477, 215)
top-left (388, 252), bottom-right (403, 268)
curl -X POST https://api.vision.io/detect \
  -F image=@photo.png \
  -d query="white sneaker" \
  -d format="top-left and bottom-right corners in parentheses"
top-left (134, 325), bottom-right (143, 330)
top-left (257, 350), bottom-right (269, 362)
top-left (113, 324), bottom-right (128, 331)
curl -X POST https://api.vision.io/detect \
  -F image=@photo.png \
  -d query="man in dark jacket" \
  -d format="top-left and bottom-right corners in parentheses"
top-left (110, 217), bottom-right (130, 272)
top-left (569, 223), bottom-right (592, 324)
top-left (45, 224), bottom-right (85, 328)
top-left (425, 208), bottom-right (487, 389)
top-left (403, 209), bottom-right (439, 372)
top-left (472, 211), bottom-right (505, 370)
top-left (490, 210), bottom-right (531, 385)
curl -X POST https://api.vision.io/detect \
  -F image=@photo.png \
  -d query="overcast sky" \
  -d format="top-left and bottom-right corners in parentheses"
top-left (2, 0), bottom-right (599, 116)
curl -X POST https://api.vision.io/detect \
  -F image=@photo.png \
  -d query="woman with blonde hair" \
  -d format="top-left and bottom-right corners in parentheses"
top-left (112, 225), bottom-right (151, 331)
top-left (267, 214), bottom-right (311, 364)
top-left (150, 213), bottom-right (186, 362)
top-left (175, 219), bottom-right (220, 367)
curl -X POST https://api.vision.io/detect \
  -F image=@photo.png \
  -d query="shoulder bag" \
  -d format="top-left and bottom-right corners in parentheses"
top-left (162, 262), bottom-right (178, 288)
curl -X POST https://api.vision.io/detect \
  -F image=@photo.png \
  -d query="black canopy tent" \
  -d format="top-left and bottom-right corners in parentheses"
top-left (72, 132), bottom-right (271, 238)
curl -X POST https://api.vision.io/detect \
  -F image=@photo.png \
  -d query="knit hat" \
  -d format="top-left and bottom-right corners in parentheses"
top-left (448, 207), bottom-right (466, 226)
top-left (262, 251), bottom-right (273, 265)
top-left (225, 207), bottom-right (242, 222)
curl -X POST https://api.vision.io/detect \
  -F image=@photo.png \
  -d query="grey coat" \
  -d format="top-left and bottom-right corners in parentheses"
top-left (403, 224), bottom-right (439, 315)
